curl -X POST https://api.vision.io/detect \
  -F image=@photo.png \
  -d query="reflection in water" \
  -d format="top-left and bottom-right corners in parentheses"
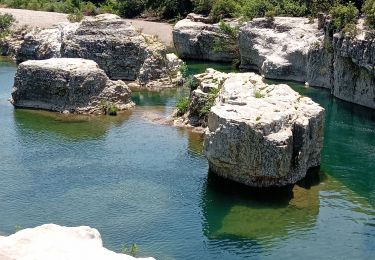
top-left (13, 109), bottom-right (132, 141)
top-left (202, 172), bottom-right (320, 243)
top-left (280, 81), bottom-right (375, 201)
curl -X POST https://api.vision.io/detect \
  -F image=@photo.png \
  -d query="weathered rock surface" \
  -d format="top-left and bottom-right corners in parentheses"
top-left (173, 13), bottom-right (239, 62)
top-left (332, 33), bottom-right (375, 109)
top-left (16, 22), bottom-right (79, 63)
top-left (239, 17), bottom-right (332, 87)
top-left (11, 58), bottom-right (134, 114)
top-left (174, 68), bottom-right (229, 128)
top-left (0, 224), bottom-right (154, 260)
top-left (203, 70), bottom-right (325, 187)
top-left (14, 14), bottom-right (182, 89)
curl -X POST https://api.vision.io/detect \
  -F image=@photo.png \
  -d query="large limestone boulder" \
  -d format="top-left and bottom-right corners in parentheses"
top-left (15, 14), bottom-right (182, 89)
top-left (204, 70), bottom-right (325, 187)
top-left (11, 58), bottom-right (134, 114)
top-left (173, 13), bottom-right (239, 62)
top-left (239, 17), bottom-right (332, 88)
top-left (0, 224), bottom-right (154, 260)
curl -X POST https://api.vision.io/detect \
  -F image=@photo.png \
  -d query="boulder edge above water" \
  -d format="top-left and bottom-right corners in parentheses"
top-left (11, 58), bottom-right (134, 114)
top-left (0, 224), bottom-right (154, 260)
top-left (203, 70), bottom-right (325, 187)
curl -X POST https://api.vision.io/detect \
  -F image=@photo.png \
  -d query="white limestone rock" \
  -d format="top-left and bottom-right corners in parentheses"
top-left (0, 224), bottom-right (154, 260)
top-left (204, 70), bottom-right (325, 187)
top-left (15, 14), bottom-right (183, 89)
top-left (173, 14), bottom-right (239, 62)
top-left (11, 58), bottom-right (134, 114)
top-left (239, 17), bottom-right (331, 88)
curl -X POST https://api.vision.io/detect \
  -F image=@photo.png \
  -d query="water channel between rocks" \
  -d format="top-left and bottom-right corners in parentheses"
top-left (0, 59), bottom-right (374, 259)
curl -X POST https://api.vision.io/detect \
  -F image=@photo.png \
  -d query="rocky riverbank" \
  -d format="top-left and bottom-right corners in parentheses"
top-left (173, 14), bottom-right (375, 110)
top-left (2, 13), bottom-right (183, 90)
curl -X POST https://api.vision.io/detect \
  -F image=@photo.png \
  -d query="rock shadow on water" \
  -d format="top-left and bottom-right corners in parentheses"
top-left (13, 108), bottom-right (132, 141)
top-left (201, 168), bottom-right (323, 248)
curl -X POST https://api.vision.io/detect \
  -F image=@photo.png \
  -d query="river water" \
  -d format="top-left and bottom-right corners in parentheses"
top-left (0, 59), bottom-right (374, 259)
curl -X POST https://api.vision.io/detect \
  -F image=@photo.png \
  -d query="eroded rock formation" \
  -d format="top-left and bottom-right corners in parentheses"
top-left (174, 68), bottom-right (229, 128)
top-left (239, 17), bottom-right (332, 87)
top-left (173, 13), bottom-right (239, 62)
top-left (11, 58), bottom-right (134, 114)
top-left (203, 70), bottom-right (325, 187)
top-left (14, 14), bottom-right (182, 89)
top-left (0, 224), bottom-right (154, 260)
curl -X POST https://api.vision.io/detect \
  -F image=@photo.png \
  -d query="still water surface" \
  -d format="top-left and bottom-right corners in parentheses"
top-left (0, 59), bottom-right (374, 259)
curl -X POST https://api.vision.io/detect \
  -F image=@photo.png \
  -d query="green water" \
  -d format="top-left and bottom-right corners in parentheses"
top-left (0, 59), bottom-right (374, 259)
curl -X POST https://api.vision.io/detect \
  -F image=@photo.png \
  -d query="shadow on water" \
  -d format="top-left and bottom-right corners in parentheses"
top-left (201, 169), bottom-right (322, 244)
top-left (13, 109), bottom-right (132, 141)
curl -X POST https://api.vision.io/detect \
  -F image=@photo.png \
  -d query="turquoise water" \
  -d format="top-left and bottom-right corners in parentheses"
top-left (0, 59), bottom-right (374, 259)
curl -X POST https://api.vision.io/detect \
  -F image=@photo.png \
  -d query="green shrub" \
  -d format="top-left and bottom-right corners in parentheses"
top-left (200, 87), bottom-right (220, 116)
top-left (363, 0), bottom-right (375, 29)
top-left (265, 9), bottom-right (276, 22)
top-left (0, 13), bottom-right (15, 38)
top-left (277, 0), bottom-right (308, 17)
top-left (242, 0), bottom-right (272, 20)
top-left (107, 103), bottom-right (118, 116)
top-left (343, 22), bottom-right (359, 37)
top-left (193, 0), bottom-right (213, 15)
top-left (68, 9), bottom-right (84, 22)
top-left (184, 75), bottom-right (199, 90)
top-left (254, 89), bottom-right (264, 98)
top-left (330, 2), bottom-right (359, 30)
top-left (213, 21), bottom-right (240, 64)
top-left (117, 0), bottom-right (145, 18)
top-left (120, 243), bottom-right (138, 257)
top-left (80, 1), bottom-right (97, 15)
top-left (179, 63), bottom-right (189, 79)
top-left (176, 96), bottom-right (190, 116)
top-left (210, 0), bottom-right (241, 22)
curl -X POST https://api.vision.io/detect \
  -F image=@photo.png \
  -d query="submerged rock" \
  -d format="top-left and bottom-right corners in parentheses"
top-left (204, 70), bottom-right (325, 187)
top-left (14, 14), bottom-right (182, 89)
top-left (0, 224), bottom-right (154, 260)
top-left (11, 58), bottom-right (134, 114)
top-left (173, 13), bottom-right (239, 62)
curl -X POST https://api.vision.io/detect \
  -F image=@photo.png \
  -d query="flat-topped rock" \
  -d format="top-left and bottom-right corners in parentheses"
top-left (15, 14), bottom-right (182, 89)
top-left (173, 14), bottom-right (239, 62)
top-left (11, 58), bottom-right (134, 114)
top-left (204, 70), bottom-right (325, 187)
top-left (0, 224), bottom-right (154, 260)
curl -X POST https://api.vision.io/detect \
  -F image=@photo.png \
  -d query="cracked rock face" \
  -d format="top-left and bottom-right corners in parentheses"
top-left (239, 17), bottom-right (332, 88)
top-left (0, 224), bottom-right (154, 260)
top-left (15, 14), bottom-right (182, 89)
top-left (11, 58), bottom-right (134, 114)
top-left (173, 13), bottom-right (239, 62)
top-left (204, 70), bottom-right (325, 187)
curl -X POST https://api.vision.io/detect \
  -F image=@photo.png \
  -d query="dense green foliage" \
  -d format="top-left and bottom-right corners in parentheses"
top-left (363, 0), bottom-right (375, 28)
top-left (0, 13), bottom-right (15, 38)
top-left (0, 0), bottom-right (371, 31)
top-left (176, 96), bottom-right (190, 116)
top-left (330, 2), bottom-right (359, 29)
